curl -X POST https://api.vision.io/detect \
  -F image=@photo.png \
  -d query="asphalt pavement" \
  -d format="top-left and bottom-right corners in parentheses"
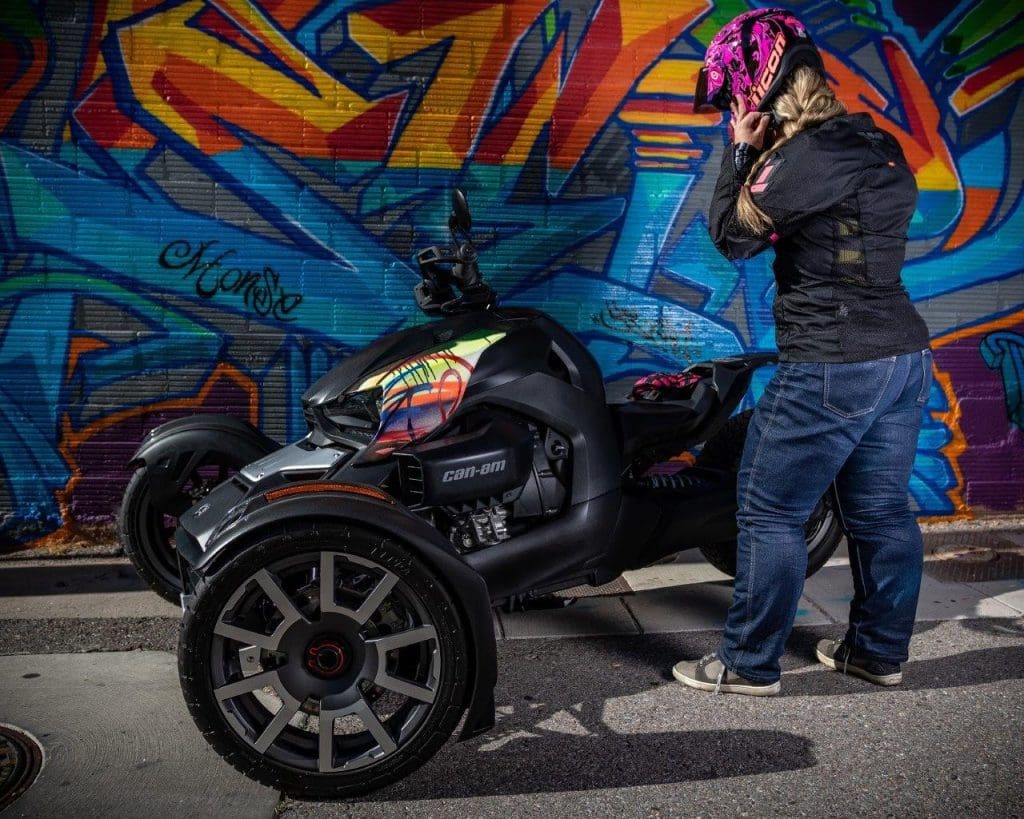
top-left (286, 619), bottom-right (1024, 818)
top-left (1, 526), bottom-right (1022, 817)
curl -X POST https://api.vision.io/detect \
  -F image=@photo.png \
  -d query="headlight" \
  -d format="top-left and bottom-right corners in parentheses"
top-left (323, 387), bottom-right (382, 432)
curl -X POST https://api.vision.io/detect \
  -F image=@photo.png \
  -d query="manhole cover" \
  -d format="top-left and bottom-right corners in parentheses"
top-left (924, 532), bottom-right (1024, 583)
top-left (0, 724), bottom-right (44, 811)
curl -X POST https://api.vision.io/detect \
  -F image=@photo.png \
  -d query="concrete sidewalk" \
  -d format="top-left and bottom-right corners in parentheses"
top-left (494, 531), bottom-right (1024, 638)
top-left (4, 529), bottom-right (1021, 643)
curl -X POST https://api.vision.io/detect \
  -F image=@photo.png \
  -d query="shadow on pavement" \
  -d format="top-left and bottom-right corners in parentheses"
top-left (355, 621), bottom-right (1024, 801)
top-left (781, 644), bottom-right (1024, 697)
top-left (353, 728), bottom-right (815, 800)
top-left (343, 635), bottom-right (816, 802)
top-left (956, 616), bottom-right (1024, 638)
top-left (0, 560), bottom-right (148, 596)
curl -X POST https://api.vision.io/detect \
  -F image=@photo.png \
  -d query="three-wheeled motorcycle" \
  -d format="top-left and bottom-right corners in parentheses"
top-left (119, 190), bottom-right (843, 797)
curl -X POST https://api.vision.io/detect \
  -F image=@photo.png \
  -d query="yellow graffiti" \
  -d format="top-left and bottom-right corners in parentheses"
top-left (117, 0), bottom-right (402, 156)
top-left (348, 1), bottom-right (549, 169)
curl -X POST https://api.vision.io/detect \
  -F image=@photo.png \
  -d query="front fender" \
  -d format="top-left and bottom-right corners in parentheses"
top-left (130, 414), bottom-right (279, 506)
top-left (177, 485), bottom-right (497, 741)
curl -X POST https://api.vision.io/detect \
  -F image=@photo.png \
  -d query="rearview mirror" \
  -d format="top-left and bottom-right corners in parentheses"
top-left (451, 189), bottom-right (471, 233)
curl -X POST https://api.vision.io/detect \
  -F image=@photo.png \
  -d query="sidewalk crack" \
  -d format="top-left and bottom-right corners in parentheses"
top-left (619, 595), bottom-right (645, 634)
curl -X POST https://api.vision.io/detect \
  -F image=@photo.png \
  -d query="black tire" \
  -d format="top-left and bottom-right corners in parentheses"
top-left (179, 521), bottom-right (469, 798)
top-left (695, 410), bottom-right (843, 578)
top-left (118, 451), bottom-right (250, 603)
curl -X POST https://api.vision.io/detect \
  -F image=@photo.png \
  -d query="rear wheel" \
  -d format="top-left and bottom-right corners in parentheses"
top-left (696, 410), bottom-right (843, 578)
top-left (179, 522), bottom-right (469, 798)
top-left (118, 450), bottom-right (248, 603)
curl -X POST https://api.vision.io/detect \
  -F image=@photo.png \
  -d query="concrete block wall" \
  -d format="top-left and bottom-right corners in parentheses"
top-left (0, 0), bottom-right (1021, 549)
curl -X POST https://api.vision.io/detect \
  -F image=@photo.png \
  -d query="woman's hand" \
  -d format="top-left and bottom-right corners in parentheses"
top-left (730, 95), bottom-right (769, 149)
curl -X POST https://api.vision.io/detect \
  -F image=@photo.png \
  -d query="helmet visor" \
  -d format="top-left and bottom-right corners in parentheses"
top-left (693, 65), bottom-right (730, 113)
top-left (693, 66), bottom-right (710, 112)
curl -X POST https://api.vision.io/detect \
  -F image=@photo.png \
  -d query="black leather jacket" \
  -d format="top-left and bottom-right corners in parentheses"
top-left (709, 113), bottom-right (930, 362)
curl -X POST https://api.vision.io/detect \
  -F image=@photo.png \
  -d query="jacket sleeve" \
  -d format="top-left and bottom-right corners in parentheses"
top-left (708, 132), bottom-right (864, 260)
top-left (708, 142), bottom-right (772, 261)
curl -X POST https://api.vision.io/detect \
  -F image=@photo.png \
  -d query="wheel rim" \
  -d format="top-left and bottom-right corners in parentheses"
top-left (209, 551), bottom-right (441, 774)
top-left (139, 453), bottom-right (236, 589)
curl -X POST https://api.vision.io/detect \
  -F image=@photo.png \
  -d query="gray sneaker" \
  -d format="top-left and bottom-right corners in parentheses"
top-left (816, 639), bottom-right (903, 686)
top-left (672, 653), bottom-right (781, 696)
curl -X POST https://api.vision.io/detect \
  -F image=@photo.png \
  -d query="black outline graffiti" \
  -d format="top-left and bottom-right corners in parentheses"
top-left (592, 301), bottom-right (698, 364)
top-left (159, 240), bottom-right (303, 322)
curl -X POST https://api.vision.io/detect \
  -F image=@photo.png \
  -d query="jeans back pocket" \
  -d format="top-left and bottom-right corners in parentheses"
top-left (823, 357), bottom-right (898, 419)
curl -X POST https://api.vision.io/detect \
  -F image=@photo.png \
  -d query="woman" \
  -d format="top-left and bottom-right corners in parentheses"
top-left (672, 8), bottom-right (933, 695)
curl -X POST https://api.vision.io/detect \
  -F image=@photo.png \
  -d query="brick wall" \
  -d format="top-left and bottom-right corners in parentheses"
top-left (1, 0), bottom-right (1022, 549)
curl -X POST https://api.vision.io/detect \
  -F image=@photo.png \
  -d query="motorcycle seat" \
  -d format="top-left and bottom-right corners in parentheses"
top-left (609, 374), bottom-right (719, 461)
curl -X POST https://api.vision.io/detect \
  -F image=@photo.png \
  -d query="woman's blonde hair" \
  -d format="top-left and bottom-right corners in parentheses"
top-left (736, 65), bottom-right (847, 235)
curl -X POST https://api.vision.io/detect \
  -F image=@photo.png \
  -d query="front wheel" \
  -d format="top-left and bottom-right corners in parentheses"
top-left (695, 410), bottom-right (844, 578)
top-left (118, 450), bottom-right (248, 603)
top-left (179, 522), bottom-right (469, 798)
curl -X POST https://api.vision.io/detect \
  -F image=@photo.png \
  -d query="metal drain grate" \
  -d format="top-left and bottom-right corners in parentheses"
top-left (0, 724), bottom-right (44, 811)
top-left (923, 532), bottom-right (1024, 583)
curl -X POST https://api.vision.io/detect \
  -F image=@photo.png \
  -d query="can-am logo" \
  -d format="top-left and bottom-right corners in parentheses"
top-left (750, 32), bottom-right (787, 108)
top-left (442, 459), bottom-right (507, 482)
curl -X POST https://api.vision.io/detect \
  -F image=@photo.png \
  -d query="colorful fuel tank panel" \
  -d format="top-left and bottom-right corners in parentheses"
top-left (358, 330), bottom-right (507, 456)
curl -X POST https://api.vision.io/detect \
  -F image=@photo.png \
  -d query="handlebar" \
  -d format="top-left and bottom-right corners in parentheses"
top-left (414, 196), bottom-right (496, 316)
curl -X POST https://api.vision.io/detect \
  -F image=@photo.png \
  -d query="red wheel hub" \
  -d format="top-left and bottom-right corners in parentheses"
top-left (304, 637), bottom-right (349, 679)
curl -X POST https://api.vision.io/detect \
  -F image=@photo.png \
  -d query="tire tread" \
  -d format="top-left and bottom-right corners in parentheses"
top-left (178, 521), bottom-right (470, 798)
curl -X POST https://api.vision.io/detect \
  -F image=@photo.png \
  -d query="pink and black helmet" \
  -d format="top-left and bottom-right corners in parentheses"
top-left (694, 7), bottom-right (824, 113)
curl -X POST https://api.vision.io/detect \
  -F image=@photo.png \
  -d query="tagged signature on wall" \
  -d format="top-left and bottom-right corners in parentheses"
top-left (593, 301), bottom-right (697, 364)
top-left (159, 240), bottom-right (303, 322)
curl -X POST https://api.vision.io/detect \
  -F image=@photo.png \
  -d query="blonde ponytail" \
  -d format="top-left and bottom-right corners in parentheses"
top-left (735, 65), bottom-right (847, 235)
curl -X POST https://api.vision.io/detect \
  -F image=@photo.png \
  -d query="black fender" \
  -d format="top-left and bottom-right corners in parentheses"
top-left (129, 414), bottom-right (279, 507)
top-left (176, 485), bottom-right (497, 741)
top-left (705, 352), bottom-right (779, 430)
top-left (679, 351), bottom-right (781, 446)
top-left (827, 481), bottom-right (849, 535)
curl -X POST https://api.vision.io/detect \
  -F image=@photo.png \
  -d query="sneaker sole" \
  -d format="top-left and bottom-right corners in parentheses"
top-left (671, 666), bottom-right (781, 696)
top-left (816, 647), bottom-right (903, 686)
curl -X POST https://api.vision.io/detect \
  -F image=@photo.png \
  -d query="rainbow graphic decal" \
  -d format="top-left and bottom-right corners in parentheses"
top-left (358, 329), bottom-right (506, 455)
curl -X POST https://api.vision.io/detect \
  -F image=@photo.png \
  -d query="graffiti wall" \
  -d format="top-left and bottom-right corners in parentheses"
top-left (0, 0), bottom-right (1021, 548)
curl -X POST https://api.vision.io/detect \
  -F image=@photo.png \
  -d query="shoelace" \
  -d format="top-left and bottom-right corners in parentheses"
top-left (698, 653), bottom-right (727, 695)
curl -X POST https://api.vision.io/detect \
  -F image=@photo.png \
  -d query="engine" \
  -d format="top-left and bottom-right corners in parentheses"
top-left (393, 413), bottom-right (571, 552)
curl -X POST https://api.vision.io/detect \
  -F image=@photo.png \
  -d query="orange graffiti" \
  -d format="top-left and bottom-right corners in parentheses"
top-left (0, 34), bottom-right (48, 132)
top-left (112, 0), bottom-right (407, 159)
top-left (549, 0), bottom-right (709, 173)
top-left (36, 363), bottom-right (260, 550)
top-left (823, 43), bottom-right (958, 193)
top-left (918, 365), bottom-right (970, 523)
top-left (476, 32), bottom-right (565, 165)
top-left (952, 48), bottom-right (1024, 115)
top-left (350, 0), bottom-right (551, 169)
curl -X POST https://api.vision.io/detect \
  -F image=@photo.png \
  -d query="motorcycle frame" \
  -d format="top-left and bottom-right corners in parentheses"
top-left (147, 313), bottom-right (793, 744)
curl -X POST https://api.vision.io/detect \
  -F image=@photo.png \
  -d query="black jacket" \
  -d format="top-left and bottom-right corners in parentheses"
top-left (709, 112), bottom-right (930, 362)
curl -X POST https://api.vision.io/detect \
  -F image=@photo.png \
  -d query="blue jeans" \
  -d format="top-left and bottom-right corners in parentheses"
top-left (718, 350), bottom-right (933, 683)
